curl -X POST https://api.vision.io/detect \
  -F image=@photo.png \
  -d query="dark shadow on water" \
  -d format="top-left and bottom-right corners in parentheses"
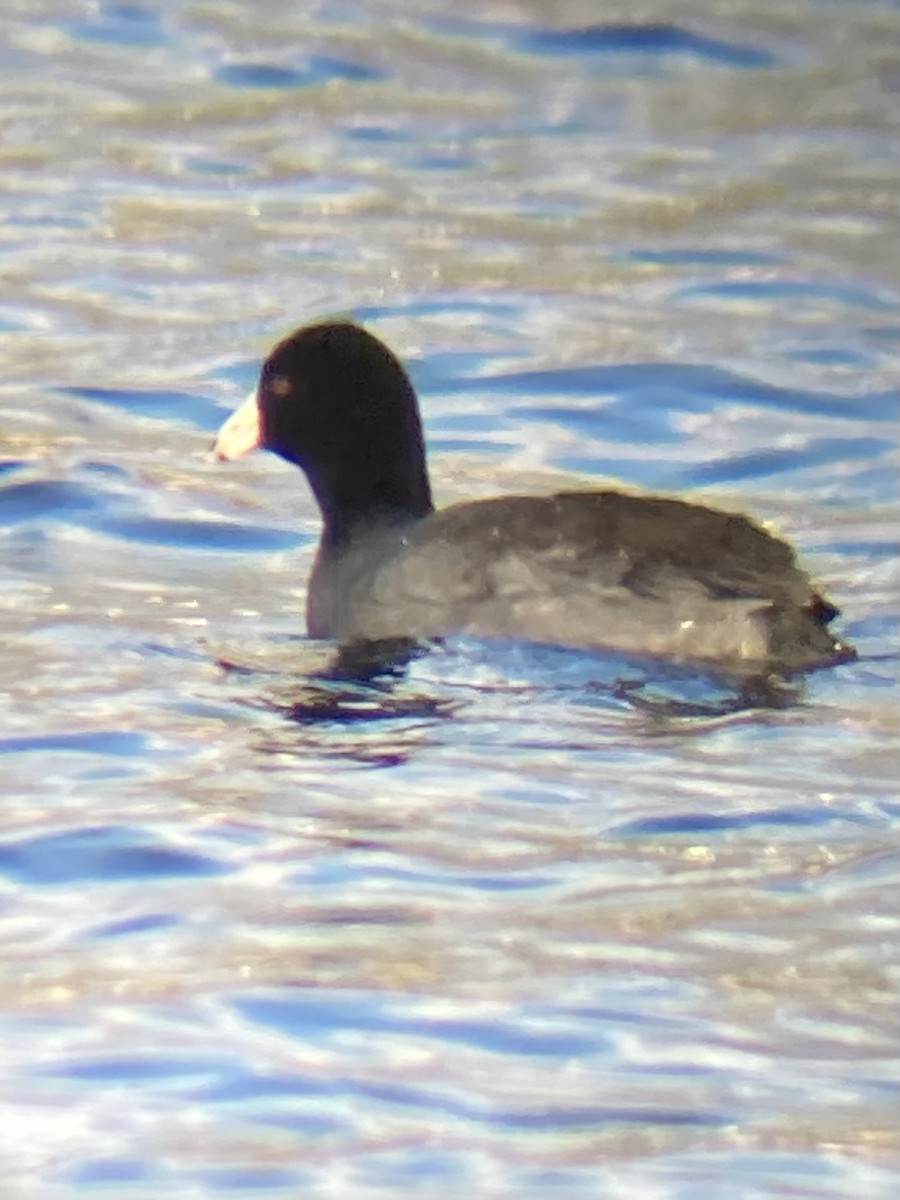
top-left (218, 639), bottom-right (457, 754)
top-left (610, 671), bottom-right (803, 719)
top-left (214, 636), bottom-right (844, 740)
top-left (272, 640), bottom-right (456, 729)
top-left (323, 637), bottom-right (429, 684)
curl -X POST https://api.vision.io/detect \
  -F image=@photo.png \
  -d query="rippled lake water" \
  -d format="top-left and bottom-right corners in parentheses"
top-left (1, 1), bottom-right (898, 1197)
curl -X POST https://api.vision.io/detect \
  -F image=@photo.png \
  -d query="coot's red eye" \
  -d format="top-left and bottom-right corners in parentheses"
top-left (269, 375), bottom-right (291, 398)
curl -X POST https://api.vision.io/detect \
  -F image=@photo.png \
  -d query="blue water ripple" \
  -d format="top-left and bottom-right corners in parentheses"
top-left (46, 1053), bottom-right (226, 1083)
top-left (432, 19), bottom-right (776, 69)
top-left (679, 279), bottom-right (897, 313)
top-left (60, 385), bottom-right (226, 431)
top-left (294, 856), bottom-right (555, 894)
top-left (88, 913), bottom-right (181, 939)
top-left (65, 2), bottom-right (168, 48)
top-left (673, 437), bottom-right (892, 485)
top-left (0, 479), bottom-right (101, 525)
top-left (354, 297), bottom-right (522, 322)
top-left (215, 63), bottom-right (311, 89)
top-left (203, 1062), bottom-right (727, 1134)
top-left (414, 153), bottom-right (476, 171)
top-left (356, 1149), bottom-right (467, 1188)
top-left (431, 436), bottom-right (519, 455)
top-left (94, 514), bottom-right (303, 553)
top-left (615, 804), bottom-right (875, 838)
top-left (5, 213), bottom-right (91, 230)
top-left (0, 731), bottom-right (148, 757)
top-left (440, 361), bottom-right (898, 422)
top-left (184, 156), bottom-right (253, 177)
top-left (625, 248), bottom-right (782, 267)
top-left (215, 56), bottom-right (384, 90)
top-left (0, 826), bottom-right (227, 886)
top-left (190, 1166), bottom-right (309, 1191)
top-left (64, 1160), bottom-right (157, 1186)
top-left (787, 346), bottom-right (874, 367)
top-left (345, 125), bottom-right (407, 143)
top-left (237, 991), bottom-right (603, 1058)
top-left (518, 24), bottom-right (778, 68)
top-left (512, 402), bottom-right (682, 446)
top-left (0, 473), bottom-right (302, 551)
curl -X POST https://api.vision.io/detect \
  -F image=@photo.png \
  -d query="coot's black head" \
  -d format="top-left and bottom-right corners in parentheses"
top-left (216, 321), bottom-right (433, 539)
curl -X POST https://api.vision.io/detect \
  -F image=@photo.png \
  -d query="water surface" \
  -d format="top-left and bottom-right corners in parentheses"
top-left (1, 1), bottom-right (898, 1197)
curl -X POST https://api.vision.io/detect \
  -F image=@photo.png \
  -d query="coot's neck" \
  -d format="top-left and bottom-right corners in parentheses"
top-left (305, 452), bottom-right (434, 550)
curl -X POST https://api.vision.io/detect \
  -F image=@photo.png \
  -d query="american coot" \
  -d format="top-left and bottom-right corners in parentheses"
top-left (213, 321), bottom-right (854, 674)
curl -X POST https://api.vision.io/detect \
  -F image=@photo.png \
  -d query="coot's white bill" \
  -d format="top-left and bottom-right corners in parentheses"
top-left (213, 391), bottom-right (260, 462)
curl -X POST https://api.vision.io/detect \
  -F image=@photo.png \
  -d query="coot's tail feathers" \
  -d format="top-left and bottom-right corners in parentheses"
top-left (766, 595), bottom-right (855, 673)
top-left (809, 595), bottom-right (840, 626)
